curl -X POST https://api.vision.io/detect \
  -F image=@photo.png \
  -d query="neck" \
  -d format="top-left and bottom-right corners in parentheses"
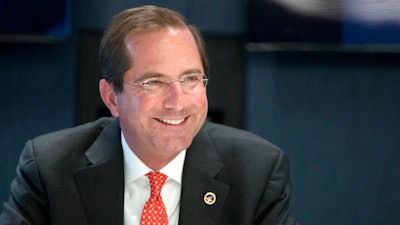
top-left (136, 150), bottom-right (181, 171)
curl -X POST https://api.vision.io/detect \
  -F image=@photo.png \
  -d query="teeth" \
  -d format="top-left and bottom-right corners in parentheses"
top-left (159, 118), bottom-right (185, 125)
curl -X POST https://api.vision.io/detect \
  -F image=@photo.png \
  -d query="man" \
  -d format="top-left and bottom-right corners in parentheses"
top-left (0, 5), bottom-right (299, 225)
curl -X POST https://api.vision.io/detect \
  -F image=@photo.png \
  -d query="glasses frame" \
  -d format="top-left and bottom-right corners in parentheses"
top-left (125, 73), bottom-right (209, 96)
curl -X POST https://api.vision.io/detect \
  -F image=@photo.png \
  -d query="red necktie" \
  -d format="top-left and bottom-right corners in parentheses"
top-left (140, 172), bottom-right (168, 225)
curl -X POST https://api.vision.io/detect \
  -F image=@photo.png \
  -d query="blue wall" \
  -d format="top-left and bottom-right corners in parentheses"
top-left (0, 42), bottom-right (76, 203)
top-left (246, 52), bottom-right (400, 224)
top-left (1, 1), bottom-right (400, 225)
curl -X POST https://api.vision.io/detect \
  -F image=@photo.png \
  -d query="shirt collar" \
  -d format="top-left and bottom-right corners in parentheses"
top-left (121, 131), bottom-right (186, 185)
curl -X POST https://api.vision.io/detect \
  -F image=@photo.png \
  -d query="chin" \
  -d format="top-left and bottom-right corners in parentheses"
top-left (160, 137), bottom-right (192, 152)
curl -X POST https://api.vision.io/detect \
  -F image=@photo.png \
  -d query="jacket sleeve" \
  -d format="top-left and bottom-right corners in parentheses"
top-left (0, 140), bottom-right (48, 225)
top-left (254, 152), bottom-right (299, 225)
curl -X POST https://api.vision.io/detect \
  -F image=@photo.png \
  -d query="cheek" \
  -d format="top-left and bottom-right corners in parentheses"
top-left (115, 93), bottom-right (141, 116)
top-left (123, 95), bottom-right (159, 119)
top-left (192, 94), bottom-right (208, 122)
top-left (196, 93), bottom-right (208, 109)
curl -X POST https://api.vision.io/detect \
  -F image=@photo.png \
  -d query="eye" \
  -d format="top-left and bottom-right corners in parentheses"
top-left (142, 78), bottom-right (164, 87)
top-left (182, 74), bottom-right (201, 83)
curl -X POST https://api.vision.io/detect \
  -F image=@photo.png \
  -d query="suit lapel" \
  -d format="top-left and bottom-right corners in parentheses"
top-left (73, 120), bottom-right (229, 225)
top-left (74, 119), bottom-right (124, 225)
top-left (179, 127), bottom-right (229, 225)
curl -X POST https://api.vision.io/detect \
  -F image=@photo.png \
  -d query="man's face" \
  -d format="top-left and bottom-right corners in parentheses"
top-left (110, 27), bottom-right (208, 165)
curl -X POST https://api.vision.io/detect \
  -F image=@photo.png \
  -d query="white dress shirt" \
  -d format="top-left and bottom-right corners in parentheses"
top-left (122, 132), bottom-right (185, 225)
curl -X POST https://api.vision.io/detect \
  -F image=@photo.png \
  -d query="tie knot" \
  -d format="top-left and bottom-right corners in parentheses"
top-left (146, 172), bottom-right (167, 197)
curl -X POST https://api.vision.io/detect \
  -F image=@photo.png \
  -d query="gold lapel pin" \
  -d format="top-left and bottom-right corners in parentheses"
top-left (204, 192), bottom-right (216, 205)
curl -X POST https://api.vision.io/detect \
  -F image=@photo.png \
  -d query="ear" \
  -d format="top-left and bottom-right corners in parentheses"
top-left (99, 79), bottom-right (120, 117)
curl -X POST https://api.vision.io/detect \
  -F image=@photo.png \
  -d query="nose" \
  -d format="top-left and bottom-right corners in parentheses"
top-left (163, 81), bottom-right (185, 110)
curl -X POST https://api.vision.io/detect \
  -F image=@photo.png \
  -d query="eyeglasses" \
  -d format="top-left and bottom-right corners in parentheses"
top-left (125, 74), bottom-right (209, 96)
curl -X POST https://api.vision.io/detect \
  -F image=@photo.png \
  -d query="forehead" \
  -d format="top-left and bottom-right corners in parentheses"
top-left (124, 26), bottom-right (197, 53)
top-left (124, 27), bottom-right (203, 79)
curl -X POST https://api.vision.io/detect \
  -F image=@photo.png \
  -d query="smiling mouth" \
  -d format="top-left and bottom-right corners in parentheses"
top-left (158, 118), bottom-right (186, 125)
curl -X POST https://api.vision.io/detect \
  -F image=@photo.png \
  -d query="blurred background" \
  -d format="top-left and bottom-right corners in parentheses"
top-left (1, 0), bottom-right (399, 224)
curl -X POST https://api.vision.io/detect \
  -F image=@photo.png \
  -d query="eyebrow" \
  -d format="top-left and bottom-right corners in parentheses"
top-left (136, 68), bottom-right (203, 81)
top-left (181, 68), bottom-right (203, 75)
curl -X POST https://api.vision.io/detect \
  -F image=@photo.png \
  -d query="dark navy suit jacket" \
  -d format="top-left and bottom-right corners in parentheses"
top-left (0, 117), bottom-right (298, 225)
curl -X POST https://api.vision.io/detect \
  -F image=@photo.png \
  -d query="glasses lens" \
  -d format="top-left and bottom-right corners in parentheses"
top-left (140, 78), bottom-right (166, 96)
top-left (134, 74), bottom-right (207, 96)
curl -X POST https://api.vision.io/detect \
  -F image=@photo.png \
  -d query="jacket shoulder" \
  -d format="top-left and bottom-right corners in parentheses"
top-left (33, 117), bottom-right (115, 145)
top-left (25, 117), bottom-right (117, 162)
